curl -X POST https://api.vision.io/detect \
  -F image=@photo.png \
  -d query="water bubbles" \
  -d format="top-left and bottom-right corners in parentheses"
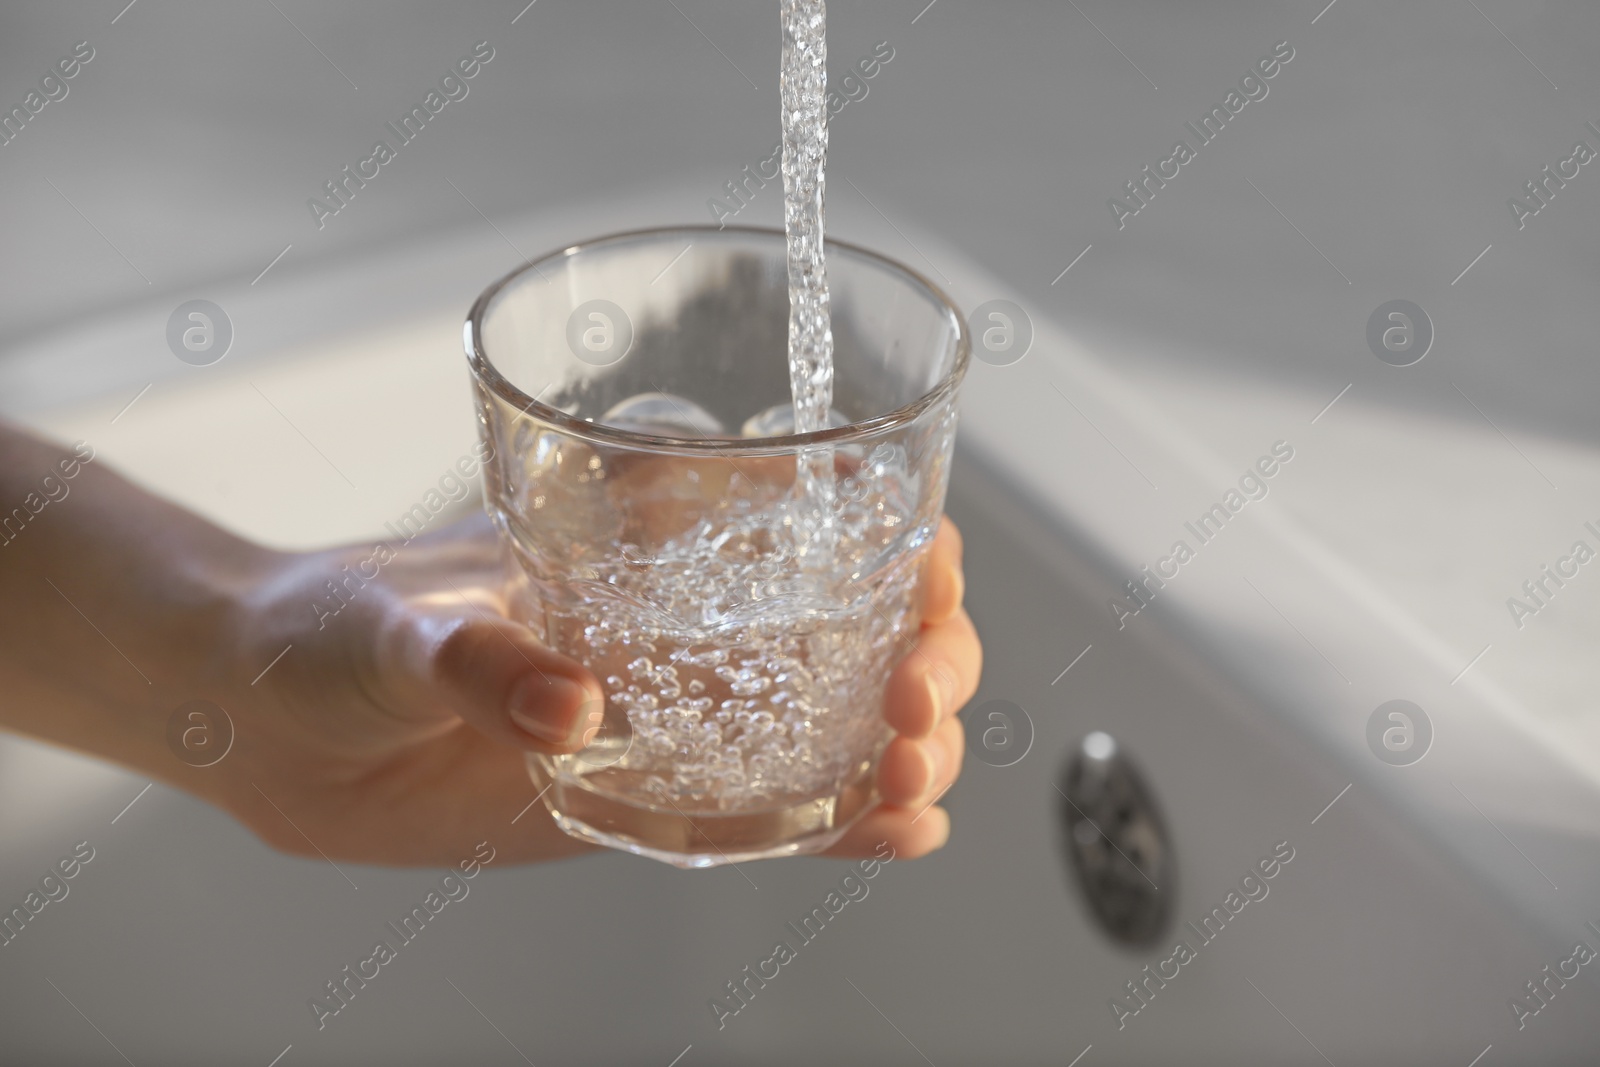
top-left (536, 442), bottom-right (918, 807)
top-left (663, 706), bottom-right (702, 733)
top-left (621, 542), bottom-right (656, 569)
top-left (641, 729), bottom-right (675, 758)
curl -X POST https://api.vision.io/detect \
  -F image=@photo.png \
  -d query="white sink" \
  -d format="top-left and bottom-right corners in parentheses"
top-left (2, 187), bottom-right (1597, 1066)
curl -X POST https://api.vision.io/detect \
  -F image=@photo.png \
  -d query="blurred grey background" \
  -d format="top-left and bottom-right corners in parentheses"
top-left (3, 2), bottom-right (1600, 1065)
top-left (2, 0), bottom-right (1598, 441)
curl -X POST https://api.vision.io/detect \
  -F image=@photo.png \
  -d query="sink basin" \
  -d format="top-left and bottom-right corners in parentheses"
top-left (2, 188), bottom-right (1597, 1066)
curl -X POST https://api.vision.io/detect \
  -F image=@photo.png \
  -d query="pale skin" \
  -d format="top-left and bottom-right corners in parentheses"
top-left (0, 422), bottom-right (981, 866)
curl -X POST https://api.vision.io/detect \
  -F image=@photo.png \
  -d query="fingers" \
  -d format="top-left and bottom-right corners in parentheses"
top-left (876, 715), bottom-right (964, 807)
top-left (820, 716), bottom-right (965, 861)
top-left (881, 518), bottom-right (975, 740)
top-left (823, 805), bottom-right (951, 861)
top-left (821, 518), bottom-right (974, 862)
top-left (882, 606), bottom-right (982, 740)
top-left (388, 609), bottom-right (605, 754)
top-left (920, 518), bottom-right (965, 627)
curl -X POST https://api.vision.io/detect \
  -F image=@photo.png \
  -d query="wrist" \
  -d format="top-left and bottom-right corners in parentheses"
top-left (103, 537), bottom-right (287, 811)
top-left (0, 423), bottom-right (282, 775)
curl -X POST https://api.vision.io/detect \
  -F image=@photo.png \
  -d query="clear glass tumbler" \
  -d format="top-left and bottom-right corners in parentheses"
top-left (465, 225), bottom-right (968, 867)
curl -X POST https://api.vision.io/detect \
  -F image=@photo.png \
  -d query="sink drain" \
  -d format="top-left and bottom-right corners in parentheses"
top-left (1058, 731), bottom-right (1173, 947)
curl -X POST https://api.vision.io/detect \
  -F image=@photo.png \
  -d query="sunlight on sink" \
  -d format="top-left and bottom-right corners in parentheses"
top-left (26, 310), bottom-right (478, 550)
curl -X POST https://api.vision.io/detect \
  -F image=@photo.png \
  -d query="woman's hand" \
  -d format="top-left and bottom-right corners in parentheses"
top-left (206, 513), bottom-right (978, 866)
top-left (0, 423), bottom-right (981, 868)
top-left (822, 517), bottom-right (978, 859)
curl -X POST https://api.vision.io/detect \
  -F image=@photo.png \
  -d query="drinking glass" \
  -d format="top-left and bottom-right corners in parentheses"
top-left (465, 225), bottom-right (968, 866)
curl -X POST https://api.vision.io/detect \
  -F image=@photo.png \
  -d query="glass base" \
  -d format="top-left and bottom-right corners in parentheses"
top-left (530, 755), bottom-right (877, 868)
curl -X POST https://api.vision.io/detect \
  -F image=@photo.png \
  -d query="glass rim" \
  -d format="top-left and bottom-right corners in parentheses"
top-left (464, 224), bottom-right (970, 456)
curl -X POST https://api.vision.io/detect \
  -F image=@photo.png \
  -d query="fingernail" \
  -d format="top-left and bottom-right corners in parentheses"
top-left (579, 706), bottom-right (605, 747)
top-left (924, 738), bottom-right (946, 784)
top-left (950, 566), bottom-right (965, 608)
top-left (928, 663), bottom-right (957, 716)
top-left (508, 675), bottom-right (588, 744)
top-left (921, 742), bottom-right (940, 793)
top-left (923, 672), bottom-right (943, 732)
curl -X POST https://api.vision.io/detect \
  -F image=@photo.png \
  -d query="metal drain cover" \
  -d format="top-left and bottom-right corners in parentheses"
top-left (1058, 731), bottom-right (1173, 946)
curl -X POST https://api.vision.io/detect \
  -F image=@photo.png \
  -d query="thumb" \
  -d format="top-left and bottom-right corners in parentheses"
top-left (398, 610), bottom-right (606, 753)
